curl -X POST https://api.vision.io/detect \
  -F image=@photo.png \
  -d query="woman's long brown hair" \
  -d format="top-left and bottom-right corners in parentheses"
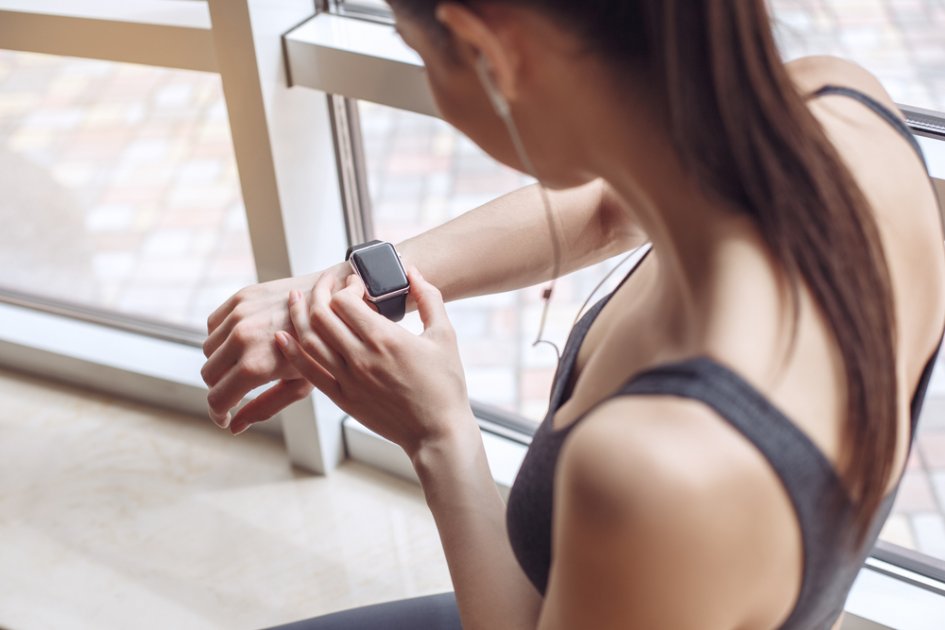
top-left (657, 1), bottom-right (897, 543)
top-left (396, 0), bottom-right (899, 543)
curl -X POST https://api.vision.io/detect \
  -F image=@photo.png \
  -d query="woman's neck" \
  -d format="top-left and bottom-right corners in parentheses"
top-left (578, 89), bottom-right (743, 349)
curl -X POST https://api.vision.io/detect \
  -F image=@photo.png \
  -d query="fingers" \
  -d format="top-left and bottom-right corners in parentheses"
top-left (203, 309), bottom-right (239, 358)
top-left (308, 267), bottom-right (346, 316)
top-left (206, 292), bottom-right (238, 336)
top-left (288, 289), bottom-right (348, 374)
top-left (409, 267), bottom-right (450, 334)
top-left (200, 334), bottom-right (240, 388)
top-left (228, 378), bottom-right (314, 435)
top-left (307, 275), bottom-right (364, 356)
top-left (274, 331), bottom-right (342, 403)
top-left (329, 276), bottom-right (394, 344)
top-left (206, 363), bottom-right (274, 428)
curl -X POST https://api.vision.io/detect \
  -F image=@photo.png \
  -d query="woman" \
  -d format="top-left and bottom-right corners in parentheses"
top-left (200, 1), bottom-right (945, 628)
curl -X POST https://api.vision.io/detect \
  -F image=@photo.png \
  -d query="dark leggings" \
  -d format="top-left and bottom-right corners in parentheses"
top-left (265, 592), bottom-right (462, 630)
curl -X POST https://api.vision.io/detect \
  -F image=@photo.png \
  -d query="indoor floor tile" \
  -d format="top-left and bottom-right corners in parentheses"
top-left (0, 368), bottom-right (452, 630)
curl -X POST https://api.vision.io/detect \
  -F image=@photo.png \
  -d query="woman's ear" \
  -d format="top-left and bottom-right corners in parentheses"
top-left (435, 2), bottom-right (520, 104)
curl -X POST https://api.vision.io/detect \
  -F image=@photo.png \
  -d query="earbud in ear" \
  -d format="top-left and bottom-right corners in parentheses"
top-left (475, 53), bottom-right (510, 118)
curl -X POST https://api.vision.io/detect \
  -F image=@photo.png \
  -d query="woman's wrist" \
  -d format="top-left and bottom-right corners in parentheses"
top-left (410, 411), bottom-right (482, 487)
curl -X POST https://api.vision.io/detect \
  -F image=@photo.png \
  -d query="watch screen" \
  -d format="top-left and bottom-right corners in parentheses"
top-left (352, 244), bottom-right (408, 297)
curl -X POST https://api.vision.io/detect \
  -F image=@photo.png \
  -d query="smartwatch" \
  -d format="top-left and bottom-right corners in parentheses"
top-left (345, 240), bottom-right (410, 322)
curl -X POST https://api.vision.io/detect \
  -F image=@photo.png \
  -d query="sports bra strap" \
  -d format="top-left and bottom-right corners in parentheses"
top-left (811, 85), bottom-right (924, 164)
top-left (617, 356), bottom-right (848, 501)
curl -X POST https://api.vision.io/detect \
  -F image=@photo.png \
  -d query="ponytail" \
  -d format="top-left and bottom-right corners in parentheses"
top-left (654, 1), bottom-right (897, 542)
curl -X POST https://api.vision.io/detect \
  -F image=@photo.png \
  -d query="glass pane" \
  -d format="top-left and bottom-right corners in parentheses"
top-left (361, 101), bottom-right (633, 422)
top-left (770, 0), bottom-right (945, 112)
top-left (339, 1), bottom-right (945, 113)
top-left (884, 361), bottom-right (945, 565)
top-left (337, 0), bottom-right (391, 19)
top-left (0, 51), bottom-right (255, 332)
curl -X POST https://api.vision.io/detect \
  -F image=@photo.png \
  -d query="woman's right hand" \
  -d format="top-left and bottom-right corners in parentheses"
top-left (200, 262), bottom-right (352, 429)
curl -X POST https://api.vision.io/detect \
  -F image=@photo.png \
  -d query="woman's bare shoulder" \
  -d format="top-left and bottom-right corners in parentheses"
top-left (787, 57), bottom-right (945, 374)
top-left (784, 54), bottom-right (898, 113)
top-left (550, 395), bottom-right (803, 629)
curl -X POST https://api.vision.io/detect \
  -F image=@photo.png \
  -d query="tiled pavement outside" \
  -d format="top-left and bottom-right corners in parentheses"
top-left (1, 1), bottom-right (944, 560)
top-left (0, 55), bottom-right (254, 328)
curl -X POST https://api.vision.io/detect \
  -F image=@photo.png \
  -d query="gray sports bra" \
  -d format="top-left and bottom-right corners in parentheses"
top-left (505, 85), bottom-right (945, 629)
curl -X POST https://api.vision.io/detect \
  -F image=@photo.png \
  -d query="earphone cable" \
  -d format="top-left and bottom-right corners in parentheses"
top-left (497, 100), bottom-right (564, 360)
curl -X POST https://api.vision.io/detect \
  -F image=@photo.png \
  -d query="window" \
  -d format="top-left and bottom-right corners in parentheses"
top-left (0, 50), bottom-right (254, 339)
top-left (330, 0), bottom-right (945, 578)
top-left (773, 0), bottom-right (945, 112)
top-left (0, 1), bottom-right (341, 475)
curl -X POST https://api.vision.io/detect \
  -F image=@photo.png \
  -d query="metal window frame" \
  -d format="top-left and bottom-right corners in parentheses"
top-left (0, 0), bottom-right (349, 475)
top-left (903, 105), bottom-right (945, 140)
top-left (0, 0), bottom-right (218, 71)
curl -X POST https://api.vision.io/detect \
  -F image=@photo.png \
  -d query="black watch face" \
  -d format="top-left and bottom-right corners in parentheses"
top-left (351, 244), bottom-right (408, 297)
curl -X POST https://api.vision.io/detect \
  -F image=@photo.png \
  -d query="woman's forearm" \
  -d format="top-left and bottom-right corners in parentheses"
top-left (411, 418), bottom-right (543, 630)
top-left (398, 178), bottom-right (644, 304)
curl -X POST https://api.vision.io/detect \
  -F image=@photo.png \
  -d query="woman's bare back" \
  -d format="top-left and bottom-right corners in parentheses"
top-left (549, 56), bottom-right (945, 627)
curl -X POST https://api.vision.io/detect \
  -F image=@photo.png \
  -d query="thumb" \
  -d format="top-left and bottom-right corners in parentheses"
top-left (409, 267), bottom-right (449, 333)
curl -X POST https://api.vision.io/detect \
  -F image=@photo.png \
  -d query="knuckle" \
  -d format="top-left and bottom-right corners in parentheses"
top-left (237, 359), bottom-right (263, 379)
top-left (348, 356), bottom-right (369, 375)
top-left (367, 359), bottom-right (390, 379)
top-left (231, 323), bottom-right (255, 346)
top-left (329, 292), bottom-right (350, 311)
top-left (231, 302), bottom-right (250, 320)
top-left (228, 291), bottom-right (246, 310)
top-left (299, 333), bottom-right (321, 357)
top-left (310, 305), bottom-right (332, 329)
top-left (289, 380), bottom-right (314, 398)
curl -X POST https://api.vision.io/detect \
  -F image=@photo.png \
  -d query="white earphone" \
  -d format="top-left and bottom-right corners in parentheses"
top-left (471, 53), bottom-right (565, 359)
top-left (475, 53), bottom-right (511, 118)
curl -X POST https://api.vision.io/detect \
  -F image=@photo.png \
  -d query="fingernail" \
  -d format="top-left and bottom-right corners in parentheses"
top-left (232, 422), bottom-right (249, 436)
top-left (275, 331), bottom-right (289, 349)
top-left (288, 290), bottom-right (298, 305)
top-left (212, 411), bottom-right (230, 428)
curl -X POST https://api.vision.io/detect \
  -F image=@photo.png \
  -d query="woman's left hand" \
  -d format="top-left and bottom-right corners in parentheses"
top-left (241, 267), bottom-right (472, 458)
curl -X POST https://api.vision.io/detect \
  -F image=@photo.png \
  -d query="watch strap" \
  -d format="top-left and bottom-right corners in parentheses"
top-left (376, 293), bottom-right (407, 322)
top-left (345, 239), bottom-right (383, 261)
